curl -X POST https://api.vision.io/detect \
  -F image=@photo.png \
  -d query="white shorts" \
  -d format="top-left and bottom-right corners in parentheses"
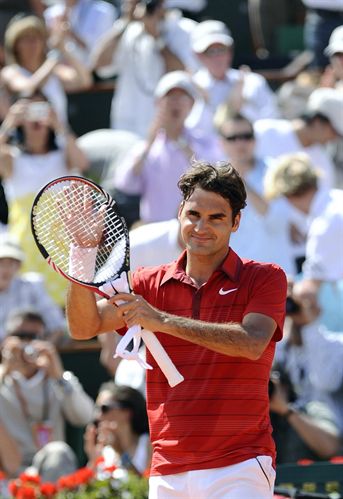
top-left (149, 455), bottom-right (275, 499)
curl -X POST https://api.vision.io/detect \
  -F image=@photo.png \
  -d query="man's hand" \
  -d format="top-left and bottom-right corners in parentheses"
top-left (32, 340), bottom-right (64, 379)
top-left (111, 293), bottom-right (164, 332)
top-left (1, 337), bottom-right (25, 376)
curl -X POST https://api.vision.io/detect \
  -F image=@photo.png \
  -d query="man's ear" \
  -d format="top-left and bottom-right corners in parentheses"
top-left (231, 212), bottom-right (241, 232)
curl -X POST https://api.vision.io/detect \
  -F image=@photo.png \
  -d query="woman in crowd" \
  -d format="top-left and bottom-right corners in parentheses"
top-left (0, 93), bottom-right (88, 305)
top-left (1, 14), bottom-right (92, 124)
top-left (84, 383), bottom-right (151, 475)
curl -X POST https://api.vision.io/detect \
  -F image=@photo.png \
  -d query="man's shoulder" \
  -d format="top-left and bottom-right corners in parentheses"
top-left (240, 258), bottom-right (287, 282)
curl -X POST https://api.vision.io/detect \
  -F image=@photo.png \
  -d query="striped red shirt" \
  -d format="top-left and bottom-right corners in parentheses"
top-left (132, 248), bottom-right (287, 476)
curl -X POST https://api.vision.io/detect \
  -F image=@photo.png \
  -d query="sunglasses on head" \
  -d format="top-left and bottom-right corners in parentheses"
top-left (10, 331), bottom-right (38, 341)
top-left (96, 402), bottom-right (123, 414)
top-left (222, 132), bottom-right (255, 142)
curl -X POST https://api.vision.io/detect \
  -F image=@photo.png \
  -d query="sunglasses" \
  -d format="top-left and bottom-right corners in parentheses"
top-left (10, 331), bottom-right (39, 341)
top-left (203, 46), bottom-right (229, 57)
top-left (95, 402), bottom-right (123, 414)
top-left (222, 132), bottom-right (255, 142)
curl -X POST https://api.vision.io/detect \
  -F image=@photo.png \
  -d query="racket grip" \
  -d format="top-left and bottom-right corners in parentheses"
top-left (141, 330), bottom-right (184, 387)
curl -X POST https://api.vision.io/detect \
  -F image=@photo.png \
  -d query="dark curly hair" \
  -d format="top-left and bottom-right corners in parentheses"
top-left (178, 160), bottom-right (247, 223)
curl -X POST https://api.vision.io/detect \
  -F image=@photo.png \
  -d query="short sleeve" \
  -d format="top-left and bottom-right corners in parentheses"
top-left (243, 264), bottom-right (287, 341)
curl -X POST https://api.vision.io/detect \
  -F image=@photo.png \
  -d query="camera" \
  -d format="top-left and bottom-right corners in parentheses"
top-left (26, 102), bottom-right (50, 122)
top-left (285, 296), bottom-right (301, 315)
top-left (144, 0), bottom-right (162, 15)
top-left (22, 344), bottom-right (39, 362)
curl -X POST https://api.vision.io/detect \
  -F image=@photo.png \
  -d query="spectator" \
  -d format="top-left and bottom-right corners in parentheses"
top-left (217, 112), bottom-right (296, 275)
top-left (84, 382), bottom-right (151, 475)
top-left (323, 25), bottom-right (343, 90)
top-left (0, 0), bottom-right (44, 68)
top-left (302, 0), bottom-right (343, 69)
top-left (270, 365), bottom-right (341, 464)
top-left (0, 235), bottom-right (66, 344)
top-left (1, 14), bottom-right (92, 124)
top-left (0, 94), bottom-right (89, 305)
top-left (188, 20), bottom-right (279, 134)
top-left (0, 309), bottom-right (94, 481)
top-left (113, 70), bottom-right (222, 224)
top-left (255, 87), bottom-right (343, 189)
top-left (265, 152), bottom-right (343, 310)
top-left (44, 0), bottom-right (118, 67)
top-left (0, 417), bottom-right (21, 477)
top-left (91, 0), bottom-right (194, 138)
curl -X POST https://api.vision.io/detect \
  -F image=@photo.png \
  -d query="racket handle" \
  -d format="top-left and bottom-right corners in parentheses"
top-left (141, 330), bottom-right (184, 387)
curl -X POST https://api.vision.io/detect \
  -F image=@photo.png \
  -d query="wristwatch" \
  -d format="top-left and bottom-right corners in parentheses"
top-left (55, 372), bottom-right (73, 395)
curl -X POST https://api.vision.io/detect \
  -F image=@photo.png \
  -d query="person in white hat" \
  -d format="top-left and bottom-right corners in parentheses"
top-left (113, 70), bottom-right (222, 225)
top-left (0, 235), bottom-right (66, 344)
top-left (187, 20), bottom-right (279, 135)
top-left (324, 25), bottom-right (343, 91)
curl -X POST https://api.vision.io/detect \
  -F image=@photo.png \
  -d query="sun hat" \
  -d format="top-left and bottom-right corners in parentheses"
top-left (191, 20), bottom-right (234, 54)
top-left (306, 87), bottom-right (343, 136)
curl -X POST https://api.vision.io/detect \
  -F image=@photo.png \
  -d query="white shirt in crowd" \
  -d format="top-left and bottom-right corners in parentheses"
top-left (44, 0), bottom-right (118, 66)
top-left (110, 15), bottom-right (198, 137)
top-left (187, 68), bottom-right (279, 133)
top-left (303, 188), bottom-right (343, 281)
top-left (254, 119), bottom-right (336, 189)
top-left (301, 0), bottom-right (343, 11)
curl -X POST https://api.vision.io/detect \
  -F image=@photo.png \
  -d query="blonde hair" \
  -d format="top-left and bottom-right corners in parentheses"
top-left (4, 15), bottom-right (47, 65)
top-left (264, 153), bottom-right (319, 200)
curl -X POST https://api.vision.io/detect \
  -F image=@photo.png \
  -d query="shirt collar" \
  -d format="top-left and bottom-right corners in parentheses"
top-left (160, 247), bottom-right (243, 285)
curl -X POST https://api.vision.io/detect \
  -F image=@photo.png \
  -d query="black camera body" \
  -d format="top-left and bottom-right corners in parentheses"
top-left (144, 0), bottom-right (163, 15)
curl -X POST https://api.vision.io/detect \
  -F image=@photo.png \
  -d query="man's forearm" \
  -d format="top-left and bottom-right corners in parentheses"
top-left (66, 283), bottom-right (102, 339)
top-left (158, 313), bottom-right (270, 360)
top-left (91, 19), bottom-right (129, 70)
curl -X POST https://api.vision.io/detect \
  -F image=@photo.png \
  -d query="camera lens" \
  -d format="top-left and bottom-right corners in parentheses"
top-left (23, 344), bottom-right (38, 361)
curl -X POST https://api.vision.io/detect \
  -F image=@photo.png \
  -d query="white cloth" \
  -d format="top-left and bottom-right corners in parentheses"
top-left (14, 66), bottom-right (68, 124)
top-left (302, 0), bottom-right (343, 11)
top-left (229, 159), bottom-right (296, 275)
top-left (129, 218), bottom-right (182, 271)
top-left (188, 67), bottom-right (279, 133)
top-left (0, 273), bottom-right (66, 341)
top-left (303, 188), bottom-right (343, 281)
top-left (149, 456), bottom-right (275, 499)
top-left (44, 0), bottom-right (118, 66)
top-left (110, 17), bottom-right (198, 137)
top-left (165, 0), bottom-right (207, 11)
top-left (5, 149), bottom-right (68, 202)
top-left (254, 119), bottom-right (336, 190)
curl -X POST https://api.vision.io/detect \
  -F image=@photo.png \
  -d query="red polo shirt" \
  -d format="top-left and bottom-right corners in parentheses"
top-left (131, 248), bottom-right (287, 476)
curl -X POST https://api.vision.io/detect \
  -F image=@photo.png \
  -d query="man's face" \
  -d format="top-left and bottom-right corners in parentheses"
top-left (220, 119), bottom-right (255, 164)
top-left (161, 88), bottom-right (194, 123)
top-left (197, 43), bottom-right (233, 79)
top-left (0, 258), bottom-right (21, 291)
top-left (178, 187), bottom-right (240, 259)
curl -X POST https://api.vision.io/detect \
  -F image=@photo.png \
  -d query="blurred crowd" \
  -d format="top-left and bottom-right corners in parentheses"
top-left (0, 0), bottom-right (342, 490)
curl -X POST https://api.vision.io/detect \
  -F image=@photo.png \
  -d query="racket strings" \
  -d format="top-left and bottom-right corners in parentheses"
top-left (32, 180), bottom-right (127, 283)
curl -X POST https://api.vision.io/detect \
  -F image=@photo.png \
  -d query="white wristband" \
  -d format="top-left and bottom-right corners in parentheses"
top-left (69, 245), bottom-right (97, 281)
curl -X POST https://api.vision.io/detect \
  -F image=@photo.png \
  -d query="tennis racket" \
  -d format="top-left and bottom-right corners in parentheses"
top-left (30, 175), bottom-right (184, 387)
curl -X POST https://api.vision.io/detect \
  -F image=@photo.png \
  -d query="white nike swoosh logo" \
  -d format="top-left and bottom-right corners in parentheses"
top-left (219, 287), bottom-right (238, 296)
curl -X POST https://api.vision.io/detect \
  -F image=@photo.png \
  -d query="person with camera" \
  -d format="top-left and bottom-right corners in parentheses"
top-left (84, 382), bottom-right (151, 475)
top-left (269, 282), bottom-right (342, 463)
top-left (0, 92), bottom-right (88, 305)
top-left (0, 308), bottom-right (95, 481)
top-left (91, 0), bottom-right (194, 138)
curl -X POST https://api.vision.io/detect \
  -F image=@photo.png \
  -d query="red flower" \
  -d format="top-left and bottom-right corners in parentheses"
top-left (40, 482), bottom-right (57, 497)
top-left (16, 486), bottom-right (37, 499)
top-left (0, 471), bottom-right (6, 480)
top-left (18, 473), bottom-right (41, 485)
top-left (74, 467), bottom-right (94, 485)
top-left (57, 475), bottom-right (77, 490)
top-left (104, 465), bottom-right (117, 473)
top-left (142, 467), bottom-right (150, 478)
top-left (8, 480), bottom-right (19, 496)
top-left (330, 456), bottom-right (343, 464)
top-left (95, 456), bottom-right (105, 466)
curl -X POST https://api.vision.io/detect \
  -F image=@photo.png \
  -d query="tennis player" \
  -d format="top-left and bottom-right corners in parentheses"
top-left (66, 161), bottom-right (287, 499)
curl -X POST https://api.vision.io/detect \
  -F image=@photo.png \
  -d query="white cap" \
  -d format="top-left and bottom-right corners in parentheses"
top-left (155, 70), bottom-right (197, 99)
top-left (306, 88), bottom-right (343, 136)
top-left (191, 20), bottom-right (234, 54)
top-left (324, 25), bottom-right (343, 57)
top-left (0, 235), bottom-right (25, 262)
